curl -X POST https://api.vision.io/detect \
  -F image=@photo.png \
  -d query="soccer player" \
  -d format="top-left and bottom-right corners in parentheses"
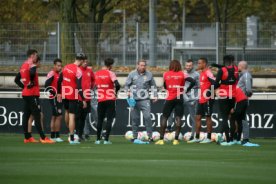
top-left (125, 59), bottom-right (158, 144)
top-left (166, 59), bottom-right (199, 137)
top-left (57, 53), bottom-right (87, 145)
top-left (188, 58), bottom-right (215, 144)
top-left (214, 55), bottom-right (239, 146)
top-left (83, 87), bottom-right (98, 140)
top-left (76, 56), bottom-right (95, 141)
top-left (45, 58), bottom-right (63, 142)
top-left (94, 58), bottom-right (120, 144)
top-left (184, 59), bottom-right (200, 140)
top-left (14, 49), bottom-right (54, 144)
top-left (28, 57), bottom-right (45, 133)
top-left (155, 60), bottom-right (195, 145)
top-left (231, 61), bottom-right (259, 147)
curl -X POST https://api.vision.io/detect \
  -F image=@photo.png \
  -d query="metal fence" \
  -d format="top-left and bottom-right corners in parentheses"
top-left (1, 22), bottom-right (276, 66)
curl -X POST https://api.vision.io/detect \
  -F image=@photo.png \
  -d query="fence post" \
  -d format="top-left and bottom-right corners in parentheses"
top-left (216, 22), bottom-right (219, 64)
top-left (57, 22), bottom-right (61, 59)
top-left (149, 0), bottom-right (157, 66)
top-left (136, 21), bottom-right (140, 63)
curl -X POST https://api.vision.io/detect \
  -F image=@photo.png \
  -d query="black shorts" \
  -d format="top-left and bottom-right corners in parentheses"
top-left (162, 98), bottom-right (184, 118)
top-left (49, 97), bottom-right (63, 116)
top-left (196, 100), bottom-right (214, 117)
top-left (78, 100), bottom-right (91, 113)
top-left (63, 99), bottom-right (79, 114)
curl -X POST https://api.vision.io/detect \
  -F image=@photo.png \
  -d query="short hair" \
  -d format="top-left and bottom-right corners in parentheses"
top-left (223, 55), bottom-right (235, 66)
top-left (104, 58), bottom-right (114, 67)
top-left (27, 49), bottom-right (38, 57)
top-left (169, 60), bottom-right (182, 72)
top-left (75, 53), bottom-right (86, 60)
top-left (199, 57), bottom-right (208, 64)
top-left (53, 58), bottom-right (62, 65)
top-left (137, 59), bottom-right (147, 65)
top-left (186, 59), bottom-right (193, 64)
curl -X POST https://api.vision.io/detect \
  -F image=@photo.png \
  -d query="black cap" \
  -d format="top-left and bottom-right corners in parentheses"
top-left (75, 53), bottom-right (86, 60)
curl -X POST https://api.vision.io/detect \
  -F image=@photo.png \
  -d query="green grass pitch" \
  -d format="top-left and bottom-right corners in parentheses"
top-left (0, 134), bottom-right (275, 184)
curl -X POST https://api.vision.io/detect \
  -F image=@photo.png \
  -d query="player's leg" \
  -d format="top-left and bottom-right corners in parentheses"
top-left (204, 100), bottom-right (213, 142)
top-left (187, 100), bottom-right (197, 140)
top-left (49, 98), bottom-right (57, 140)
top-left (131, 102), bottom-right (140, 140)
top-left (235, 100), bottom-right (247, 142)
top-left (63, 99), bottom-right (70, 128)
top-left (30, 97), bottom-right (53, 143)
top-left (96, 101), bottom-right (106, 143)
top-left (188, 102), bottom-right (202, 143)
top-left (104, 100), bottom-right (116, 144)
top-left (156, 100), bottom-right (174, 145)
top-left (219, 99), bottom-right (231, 143)
top-left (54, 99), bottom-right (63, 142)
top-left (22, 97), bottom-right (34, 142)
top-left (68, 100), bottom-right (79, 144)
top-left (140, 100), bottom-right (153, 140)
top-left (78, 102), bottom-right (90, 141)
top-left (174, 99), bottom-right (184, 140)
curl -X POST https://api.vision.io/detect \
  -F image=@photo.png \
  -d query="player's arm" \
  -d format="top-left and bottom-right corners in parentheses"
top-left (44, 74), bottom-right (55, 95)
top-left (124, 73), bottom-right (132, 96)
top-left (57, 72), bottom-right (63, 94)
top-left (14, 72), bottom-right (24, 89)
top-left (185, 77), bottom-right (196, 93)
top-left (27, 66), bottom-right (37, 88)
top-left (245, 73), bottom-right (253, 97)
top-left (76, 77), bottom-right (85, 101)
top-left (109, 71), bottom-right (121, 95)
top-left (149, 75), bottom-right (158, 99)
top-left (213, 69), bottom-right (222, 89)
top-left (91, 71), bottom-right (95, 89)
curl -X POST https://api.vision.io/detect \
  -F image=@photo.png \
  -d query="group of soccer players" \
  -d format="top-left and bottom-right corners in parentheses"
top-left (15, 49), bottom-right (257, 146)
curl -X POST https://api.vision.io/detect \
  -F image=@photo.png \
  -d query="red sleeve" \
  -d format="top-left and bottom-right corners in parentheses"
top-left (109, 71), bottom-right (117, 82)
top-left (76, 67), bottom-right (82, 79)
top-left (91, 70), bottom-right (95, 88)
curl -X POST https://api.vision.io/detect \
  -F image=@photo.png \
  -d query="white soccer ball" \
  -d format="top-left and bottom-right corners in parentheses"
top-left (211, 133), bottom-right (217, 142)
top-left (170, 131), bottom-right (183, 141)
top-left (125, 130), bottom-right (133, 140)
top-left (183, 132), bottom-right (191, 141)
top-left (164, 132), bottom-right (174, 142)
top-left (152, 131), bottom-right (160, 141)
top-left (68, 134), bottom-right (79, 142)
top-left (215, 133), bottom-right (224, 142)
top-left (138, 131), bottom-right (149, 141)
top-left (199, 132), bottom-right (206, 140)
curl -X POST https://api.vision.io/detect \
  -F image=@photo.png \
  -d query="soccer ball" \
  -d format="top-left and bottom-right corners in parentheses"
top-left (215, 133), bottom-right (224, 142)
top-left (68, 134), bottom-right (79, 142)
top-left (164, 132), bottom-right (174, 142)
top-left (138, 131), bottom-right (149, 141)
top-left (211, 133), bottom-right (217, 142)
top-left (152, 131), bottom-right (160, 141)
top-left (199, 132), bottom-right (206, 140)
top-left (183, 132), bottom-right (191, 141)
top-left (125, 131), bottom-right (133, 140)
top-left (170, 131), bottom-right (183, 141)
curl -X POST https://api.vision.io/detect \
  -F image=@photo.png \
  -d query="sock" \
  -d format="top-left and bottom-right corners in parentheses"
top-left (70, 134), bottom-right (74, 141)
top-left (196, 133), bottom-right (200, 139)
top-left (56, 132), bottom-right (60, 138)
top-left (40, 132), bottom-right (46, 140)
top-left (175, 136), bottom-right (179, 141)
top-left (207, 133), bottom-right (211, 139)
top-left (24, 132), bottom-right (31, 139)
top-left (51, 132), bottom-right (55, 139)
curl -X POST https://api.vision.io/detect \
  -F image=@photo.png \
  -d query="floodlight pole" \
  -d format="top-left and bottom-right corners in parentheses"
top-left (149, 0), bottom-right (156, 66)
